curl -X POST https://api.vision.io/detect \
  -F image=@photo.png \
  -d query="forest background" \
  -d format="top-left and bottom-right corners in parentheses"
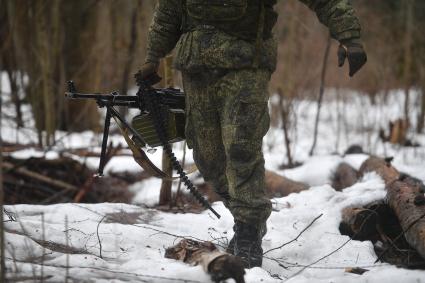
top-left (1, 0), bottom-right (425, 146)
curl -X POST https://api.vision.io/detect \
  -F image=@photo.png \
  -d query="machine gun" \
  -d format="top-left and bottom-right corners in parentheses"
top-left (65, 72), bottom-right (220, 219)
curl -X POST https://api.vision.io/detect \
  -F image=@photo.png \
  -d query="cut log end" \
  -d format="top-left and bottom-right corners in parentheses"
top-left (331, 162), bottom-right (358, 191)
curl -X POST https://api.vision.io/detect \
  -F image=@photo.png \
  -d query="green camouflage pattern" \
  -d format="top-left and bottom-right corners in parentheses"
top-left (145, 0), bottom-right (363, 227)
top-left (182, 69), bottom-right (272, 226)
top-left (174, 29), bottom-right (277, 72)
top-left (146, 0), bottom-right (362, 69)
top-left (299, 0), bottom-right (361, 40)
top-left (184, 0), bottom-right (278, 42)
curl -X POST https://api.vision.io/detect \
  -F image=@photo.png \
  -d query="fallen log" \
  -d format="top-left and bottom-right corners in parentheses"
top-left (165, 239), bottom-right (245, 283)
top-left (358, 156), bottom-right (399, 184)
top-left (340, 206), bottom-right (379, 240)
top-left (265, 170), bottom-right (308, 198)
top-left (2, 162), bottom-right (78, 193)
top-left (198, 170), bottom-right (309, 203)
top-left (385, 180), bottom-right (425, 259)
top-left (331, 162), bottom-right (358, 191)
top-left (358, 156), bottom-right (425, 260)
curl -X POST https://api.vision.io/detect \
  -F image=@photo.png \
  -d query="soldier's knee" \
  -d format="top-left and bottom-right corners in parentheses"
top-left (228, 142), bottom-right (258, 164)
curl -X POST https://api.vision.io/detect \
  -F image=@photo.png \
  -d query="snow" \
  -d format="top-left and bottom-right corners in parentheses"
top-left (2, 72), bottom-right (425, 282)
top-left (4, 175), bottom-right (424, 282)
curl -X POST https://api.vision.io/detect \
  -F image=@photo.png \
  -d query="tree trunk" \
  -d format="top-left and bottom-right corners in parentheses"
top-left (0, 73), bottom-right (5, 283)
top-left (418, 89), bottom-right (425, 134)
top-left (278, 89), bottom-right (293, 167)
top-left (159, 56), bottom-right (174, 206)
top-left (309, 35), bottom-right (332, 156)
top-left (403, 0), bottom-right (414, 124)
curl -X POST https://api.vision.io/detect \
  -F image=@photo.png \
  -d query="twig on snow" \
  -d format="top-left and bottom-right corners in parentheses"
top-left (97, 215), bottom-right (106, 259)
top-left (284, 237), bottom-right (352, 281)
top-left (263, 213), bottom-right (323, 255)
top-left (40, 213), bottom-right (45, 283)
top-left (5, 257), bottom-right (201, 282)
top-left (284, 206), bottom-right (382, 280)
top-left (65, 215), bottom-right (69, 283)
top-left (3, 209), bottom-right (17, 222)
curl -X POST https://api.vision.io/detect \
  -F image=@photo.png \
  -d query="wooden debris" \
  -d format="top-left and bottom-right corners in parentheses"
top-left (331, 162), bottom-right (358, 191)
top-left (3, 154), bottom-right (136, 204)
top-left (73, 143), bottom-right (121, 202)
top-left (340, 206), bottom-right (379, 240)
top-left (358, 156), bottom-right (399, 184)
top-left (379, 119), bottom-right (408, 145)
top-left (2, 162), bottom-right (78, 193)
top-left (165, 239), bottom-right (245, 283)
top-left (358, 156), bottom-right (425, 260)
top-left (345, 267), bottom-right (369, 275)
top-left (386, 180), bottom-right (425, 259)
top-left (197, 170), bottom-right (308, 204)
top-left (265, 170), bottom-right (308, 198)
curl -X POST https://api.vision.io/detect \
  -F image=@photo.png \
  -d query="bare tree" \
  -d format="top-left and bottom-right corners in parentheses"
top-left (278, 88), bottom-right (294, 167)
top-left (403, 0), bottom-right (414, 124)
top-left (0, 64), bottom-right (5, 283)
top-left (309, 35), bottom-right (332, 156)
top-left (159, 56), bottom-right (174, 206)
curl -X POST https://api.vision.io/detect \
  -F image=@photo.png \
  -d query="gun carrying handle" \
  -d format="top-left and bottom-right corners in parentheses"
top-left (97, 107), bottom-right (112, 177)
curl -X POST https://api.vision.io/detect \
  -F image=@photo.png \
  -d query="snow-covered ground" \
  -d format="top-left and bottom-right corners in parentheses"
top-left (2, 72), bottom-right (425, 282)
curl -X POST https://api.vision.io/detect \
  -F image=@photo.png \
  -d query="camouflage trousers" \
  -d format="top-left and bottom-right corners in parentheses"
top-left (182, 68), bottom-right (272, 227)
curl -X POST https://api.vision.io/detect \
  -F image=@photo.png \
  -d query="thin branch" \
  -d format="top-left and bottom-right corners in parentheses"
top-left (309, 35), bottom-right (332, 156)
top-left (285, 238), bottom-right (352, 281)
top-left (263, 214), bottom-right (323, 255)
top-left (40, 213), bottom-right (45, 283)
top-left (5, 257), bottom-right (201, 283)
top-left (96, 215), bottom-right (106, 259)
top-left (65, 216), bottom-right (69, 283)
top-left (284, 205), bottom-right (381, 280)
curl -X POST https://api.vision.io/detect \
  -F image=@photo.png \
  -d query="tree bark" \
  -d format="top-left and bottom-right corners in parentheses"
top-left (332, 162), bottom-right (358, 191)
top-left (358, 156), bottom-right (399, 184)
top-left (386, 180), bottom-right (425, 259)
top-left (158, 56), bottom-right (174, 206)
top-left (340, 206), bottom-right (379, 240)
top-left (265, 170), bottom-right (308, 198)
top-left (358, 156), bottom-right (425, 259)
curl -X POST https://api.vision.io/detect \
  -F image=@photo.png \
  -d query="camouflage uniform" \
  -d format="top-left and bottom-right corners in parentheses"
top-left (146, 0), bottom-right (362, 228)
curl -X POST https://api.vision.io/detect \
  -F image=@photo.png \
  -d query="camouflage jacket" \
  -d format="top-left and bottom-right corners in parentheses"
top-left (146, 0), bottom-right (362, 72)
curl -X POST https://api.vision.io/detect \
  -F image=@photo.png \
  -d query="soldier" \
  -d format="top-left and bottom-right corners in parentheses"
top-left (139, 0), bottom-right (367, 268)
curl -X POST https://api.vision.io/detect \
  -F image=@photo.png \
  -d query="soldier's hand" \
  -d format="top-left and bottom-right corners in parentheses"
top-left (337, 39), bottom-right (367, 77)
top-left (137, 62), bottom-right (159, 80)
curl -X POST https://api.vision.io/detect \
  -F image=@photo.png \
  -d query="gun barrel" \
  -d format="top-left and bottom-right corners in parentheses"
top-left (65, 92), bottom-right (137, 101)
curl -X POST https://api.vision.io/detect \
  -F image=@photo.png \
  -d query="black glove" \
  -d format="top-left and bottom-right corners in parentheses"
top-left (338, 39), bottom-right (367, 77)
top-left (137, 62), bottom-right (159, 80)
top-left (134, 62), bottom-right (161, 86)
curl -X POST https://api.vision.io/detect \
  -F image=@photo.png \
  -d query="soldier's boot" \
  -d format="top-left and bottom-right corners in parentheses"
top-left (233, 221), bottom-right (264, 268)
